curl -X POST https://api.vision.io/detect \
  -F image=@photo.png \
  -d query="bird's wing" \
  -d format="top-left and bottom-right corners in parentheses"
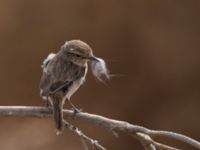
top-left (40, 53), bottom-right (56, 98)
top-left (40, 70), bottom-right (52, 99)
top-left (40, 55), bottom-right (86, 98)
top-left (49, 61), bottom-right (86, 93)
top-left (49, 80), bottom-right (73, 94)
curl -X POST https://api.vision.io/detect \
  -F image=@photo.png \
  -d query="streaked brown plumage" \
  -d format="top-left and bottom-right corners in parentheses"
top-left (40, 40), bottom-right (109, 132)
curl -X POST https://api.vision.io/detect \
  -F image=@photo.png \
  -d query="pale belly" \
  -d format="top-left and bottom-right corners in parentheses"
top-left (63, 64), bottom-right (88, 104)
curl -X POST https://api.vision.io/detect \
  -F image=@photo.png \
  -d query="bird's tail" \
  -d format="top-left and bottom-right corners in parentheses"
top-left (52, 99), bottom-right (63, 133)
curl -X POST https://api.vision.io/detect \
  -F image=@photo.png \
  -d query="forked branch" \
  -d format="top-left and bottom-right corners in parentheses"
top-left (0, 106), bottom-right (199, 150)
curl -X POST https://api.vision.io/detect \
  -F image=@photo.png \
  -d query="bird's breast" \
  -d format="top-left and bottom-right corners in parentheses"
top-left (64, 64), bottom-right (88, 101)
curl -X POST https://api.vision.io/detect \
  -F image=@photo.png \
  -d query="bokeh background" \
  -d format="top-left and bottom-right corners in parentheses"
top-left (0, 0), bottom-right (199, 149)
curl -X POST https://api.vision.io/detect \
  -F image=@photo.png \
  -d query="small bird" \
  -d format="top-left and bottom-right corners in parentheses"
top-left (40, 40), bottom-right (109, 132)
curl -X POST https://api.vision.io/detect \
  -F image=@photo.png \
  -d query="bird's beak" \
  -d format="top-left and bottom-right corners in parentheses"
top-left (88, 56), bottom-right (100, 62)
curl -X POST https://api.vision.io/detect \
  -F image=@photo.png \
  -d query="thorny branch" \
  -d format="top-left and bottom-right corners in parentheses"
top-left (0, 106), bottom-right (199, 150)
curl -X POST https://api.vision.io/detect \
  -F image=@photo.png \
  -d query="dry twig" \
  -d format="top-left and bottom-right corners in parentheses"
top-left (0, 106), bottom-right (199, 150)
top-left (63, 120), bottom-right (106, 150)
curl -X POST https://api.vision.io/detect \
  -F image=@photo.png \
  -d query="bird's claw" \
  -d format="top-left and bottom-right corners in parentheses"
top-left (72, 108), bottom-right (82, 119)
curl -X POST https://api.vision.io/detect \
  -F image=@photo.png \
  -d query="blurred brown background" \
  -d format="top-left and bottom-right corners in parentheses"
top-left (0, 0), bottom-right (199, 150)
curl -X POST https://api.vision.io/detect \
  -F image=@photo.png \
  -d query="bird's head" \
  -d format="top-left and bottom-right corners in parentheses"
top-left (60, 40), bottom-right (110, 82)
top-left (61, 40), bottom-right (99, 66)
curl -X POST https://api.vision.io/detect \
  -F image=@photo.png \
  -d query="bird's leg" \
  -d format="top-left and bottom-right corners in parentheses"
top-left (67, 99), bottom-right (82, 117)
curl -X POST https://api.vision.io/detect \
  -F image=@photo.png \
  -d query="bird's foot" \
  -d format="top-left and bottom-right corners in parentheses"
top-left (72, 108), bottom-right (82, 119)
